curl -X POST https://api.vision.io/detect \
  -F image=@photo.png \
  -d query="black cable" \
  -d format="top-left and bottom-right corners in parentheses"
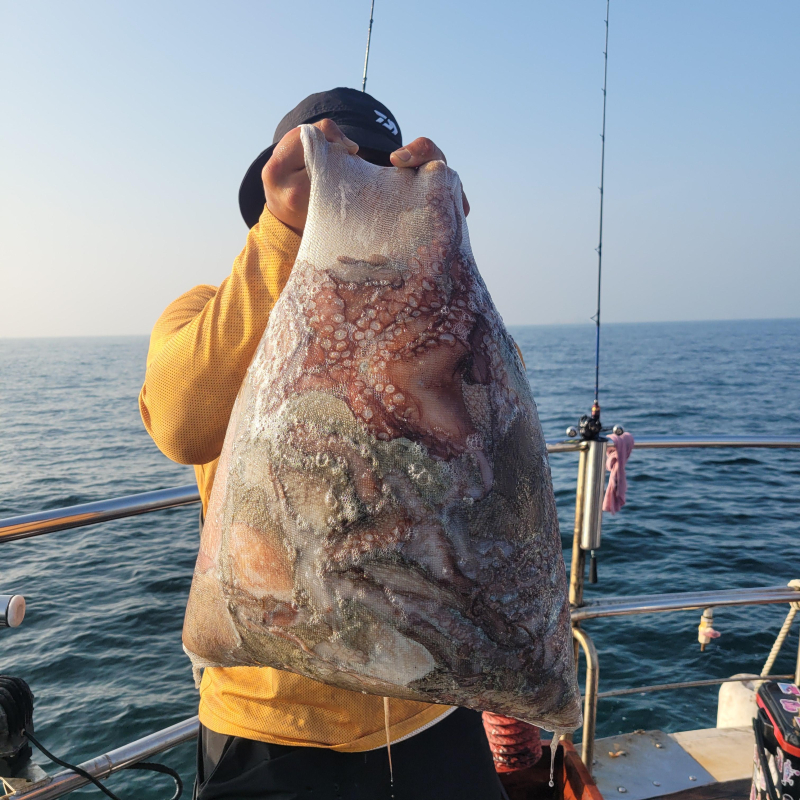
top-left (26, 730), bottom-right (124, 800)
top-left (26, 730), bottom-right (183, 800)
top-left (0, 675), bottom-right (181, 799)
top-left (127, 762), bottom-right (183, 800)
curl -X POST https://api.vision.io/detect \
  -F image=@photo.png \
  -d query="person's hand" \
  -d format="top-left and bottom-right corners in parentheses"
top-left (263, 119), bottom-right (359, 235)
top-left (390, 138), bottom-right (470, 217)
top-left (263, 121), bottom-right (469, 234)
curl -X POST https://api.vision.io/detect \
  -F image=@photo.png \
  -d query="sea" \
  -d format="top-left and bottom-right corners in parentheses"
top-left (1, 318), bottom-right (798, 798)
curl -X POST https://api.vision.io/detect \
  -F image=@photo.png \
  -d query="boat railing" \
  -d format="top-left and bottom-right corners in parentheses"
top-left (1, 437), bottom-right (797, 544)
top-left (562, 435), bottom-right (800, 774)
top-left (570, 585), bottom-right (800, 773)
top-left (0, 485), bottom-right (201, 544)
top-left (2, 436), bottom-right (799, 797)
top-left (4, 719), bottom-right (200, 800)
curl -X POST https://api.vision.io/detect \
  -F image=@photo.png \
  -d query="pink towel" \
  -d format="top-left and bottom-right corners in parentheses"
top-left (603, 432), bottom-right (634, 513)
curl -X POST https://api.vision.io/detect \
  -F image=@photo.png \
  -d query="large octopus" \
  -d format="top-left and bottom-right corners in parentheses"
top-left (292, 179), bottom-right (512, 474)
top-left (182, 129), bottom-right (582, 732)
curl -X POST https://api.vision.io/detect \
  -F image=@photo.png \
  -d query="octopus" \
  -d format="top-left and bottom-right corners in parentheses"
top-left (182, 125), bottom-right (582, 732)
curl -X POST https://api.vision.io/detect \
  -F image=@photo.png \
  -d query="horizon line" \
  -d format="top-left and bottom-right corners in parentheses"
top-left (1, 315), bottom-right (799, 342)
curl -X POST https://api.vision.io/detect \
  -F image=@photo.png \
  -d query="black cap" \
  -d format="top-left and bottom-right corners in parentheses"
top-left (239, 87), bottom-right (403, 229)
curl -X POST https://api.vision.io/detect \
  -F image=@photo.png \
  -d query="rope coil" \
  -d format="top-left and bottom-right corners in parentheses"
top-left (482, 712), bottom-right (542, 772)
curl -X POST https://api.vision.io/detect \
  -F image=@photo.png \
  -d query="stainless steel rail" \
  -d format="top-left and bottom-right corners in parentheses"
top-left (572, 587), bottom-right (800, 777)
top-left (572, 627), bottom-right (598, 771)
top-left (571, 585), bottom-right (800, 622)
top-left (0, 438), bottom-right (796, 544)
top-left (546, 435), bottom-right (800, 453)
top-left (560, 437), bottom-right (800, 774)
top-left (10, 717), bottom-right (199, 800)
top-left (0, 485), bottom-right (200, 544)
top-left (596, 673), bottom-right (794, 699)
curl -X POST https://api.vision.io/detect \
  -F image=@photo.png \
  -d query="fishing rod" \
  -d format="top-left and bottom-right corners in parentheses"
top-left (361, 0), bottom-right (376, 92)
top-left (573, 0), bottom-right (611, 442)
top-left (593, 0), bottom-right (610, 422)
top-left (567, 0), bottom-right (619, 588)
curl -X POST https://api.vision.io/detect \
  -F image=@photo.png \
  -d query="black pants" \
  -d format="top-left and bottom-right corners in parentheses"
top-left (193, 707), bottom-right (506, 800)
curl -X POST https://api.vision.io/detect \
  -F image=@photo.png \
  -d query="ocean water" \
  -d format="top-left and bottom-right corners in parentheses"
top-left (1, 318), bottom-right (798, 798)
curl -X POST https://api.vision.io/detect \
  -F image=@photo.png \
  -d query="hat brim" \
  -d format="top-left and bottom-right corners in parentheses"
top-left (238, 124), bottom-right (400, 229)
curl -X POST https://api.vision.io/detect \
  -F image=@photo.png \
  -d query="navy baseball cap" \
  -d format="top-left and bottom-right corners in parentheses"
top-left (239, 87), bottom-right (403, 228)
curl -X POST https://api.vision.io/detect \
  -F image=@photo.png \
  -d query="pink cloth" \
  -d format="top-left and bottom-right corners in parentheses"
top-left (603, 432), bottom-right (635, 513)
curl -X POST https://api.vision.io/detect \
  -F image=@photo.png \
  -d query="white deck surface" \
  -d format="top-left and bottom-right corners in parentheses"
top-left (670, 726), bottom-right (754, 782)
top-left (592, 730), bottom-right (716, 800)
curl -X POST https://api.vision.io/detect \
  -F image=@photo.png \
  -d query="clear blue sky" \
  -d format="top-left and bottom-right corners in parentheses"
top-left (1, 1), bottom-right (798, 337)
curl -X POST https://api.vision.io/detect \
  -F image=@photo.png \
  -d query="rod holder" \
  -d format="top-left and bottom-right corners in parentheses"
top-left (0, 595), bottom-right (26, 628)
top-left (579, 439), bottom-right (607, 551)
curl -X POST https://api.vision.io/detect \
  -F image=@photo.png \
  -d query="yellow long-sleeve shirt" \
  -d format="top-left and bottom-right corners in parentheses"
top-left (139, 207), bottom-right (452, 751)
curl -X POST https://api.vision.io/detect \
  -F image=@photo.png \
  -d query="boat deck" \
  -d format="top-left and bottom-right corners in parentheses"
top-left (650, 779), bottom-right (751, 800)
top-left (500, 728), bottom-right (754, 800)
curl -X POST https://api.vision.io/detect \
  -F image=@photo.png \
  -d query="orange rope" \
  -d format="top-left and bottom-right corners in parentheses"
top-left (482, 712), bottom-right (542, 773)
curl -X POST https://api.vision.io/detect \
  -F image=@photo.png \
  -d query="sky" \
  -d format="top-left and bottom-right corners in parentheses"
top-left (1, 1), bottom-right (798, 338)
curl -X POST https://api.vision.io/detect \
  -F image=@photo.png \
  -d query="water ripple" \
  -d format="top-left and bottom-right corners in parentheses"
top-left (0, 320), bottom-right (798, 794)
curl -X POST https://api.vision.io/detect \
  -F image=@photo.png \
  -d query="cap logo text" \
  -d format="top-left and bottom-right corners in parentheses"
top-left (374, 110), bottom-right (398, 137)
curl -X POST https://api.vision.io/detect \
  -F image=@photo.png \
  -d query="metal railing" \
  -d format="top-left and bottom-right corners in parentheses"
top-left (564, 436), bottom-right (800, 775)
top-left (0, 485), bottom-right (200, 544)
top-left (546, 434), bottom-right (800, 453)
top-left (595, 673), bottom-right (794, 700)
top-left (570, 585), bottom-right (800, 772)
top-left (9, 718), bottom-right (198, 800)
top-left (1, 436), bottom-right (798, 795)
top-left (572, 585), bottom-right (800, 621)
top-left (1, 438), bottom-right (797, 545)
